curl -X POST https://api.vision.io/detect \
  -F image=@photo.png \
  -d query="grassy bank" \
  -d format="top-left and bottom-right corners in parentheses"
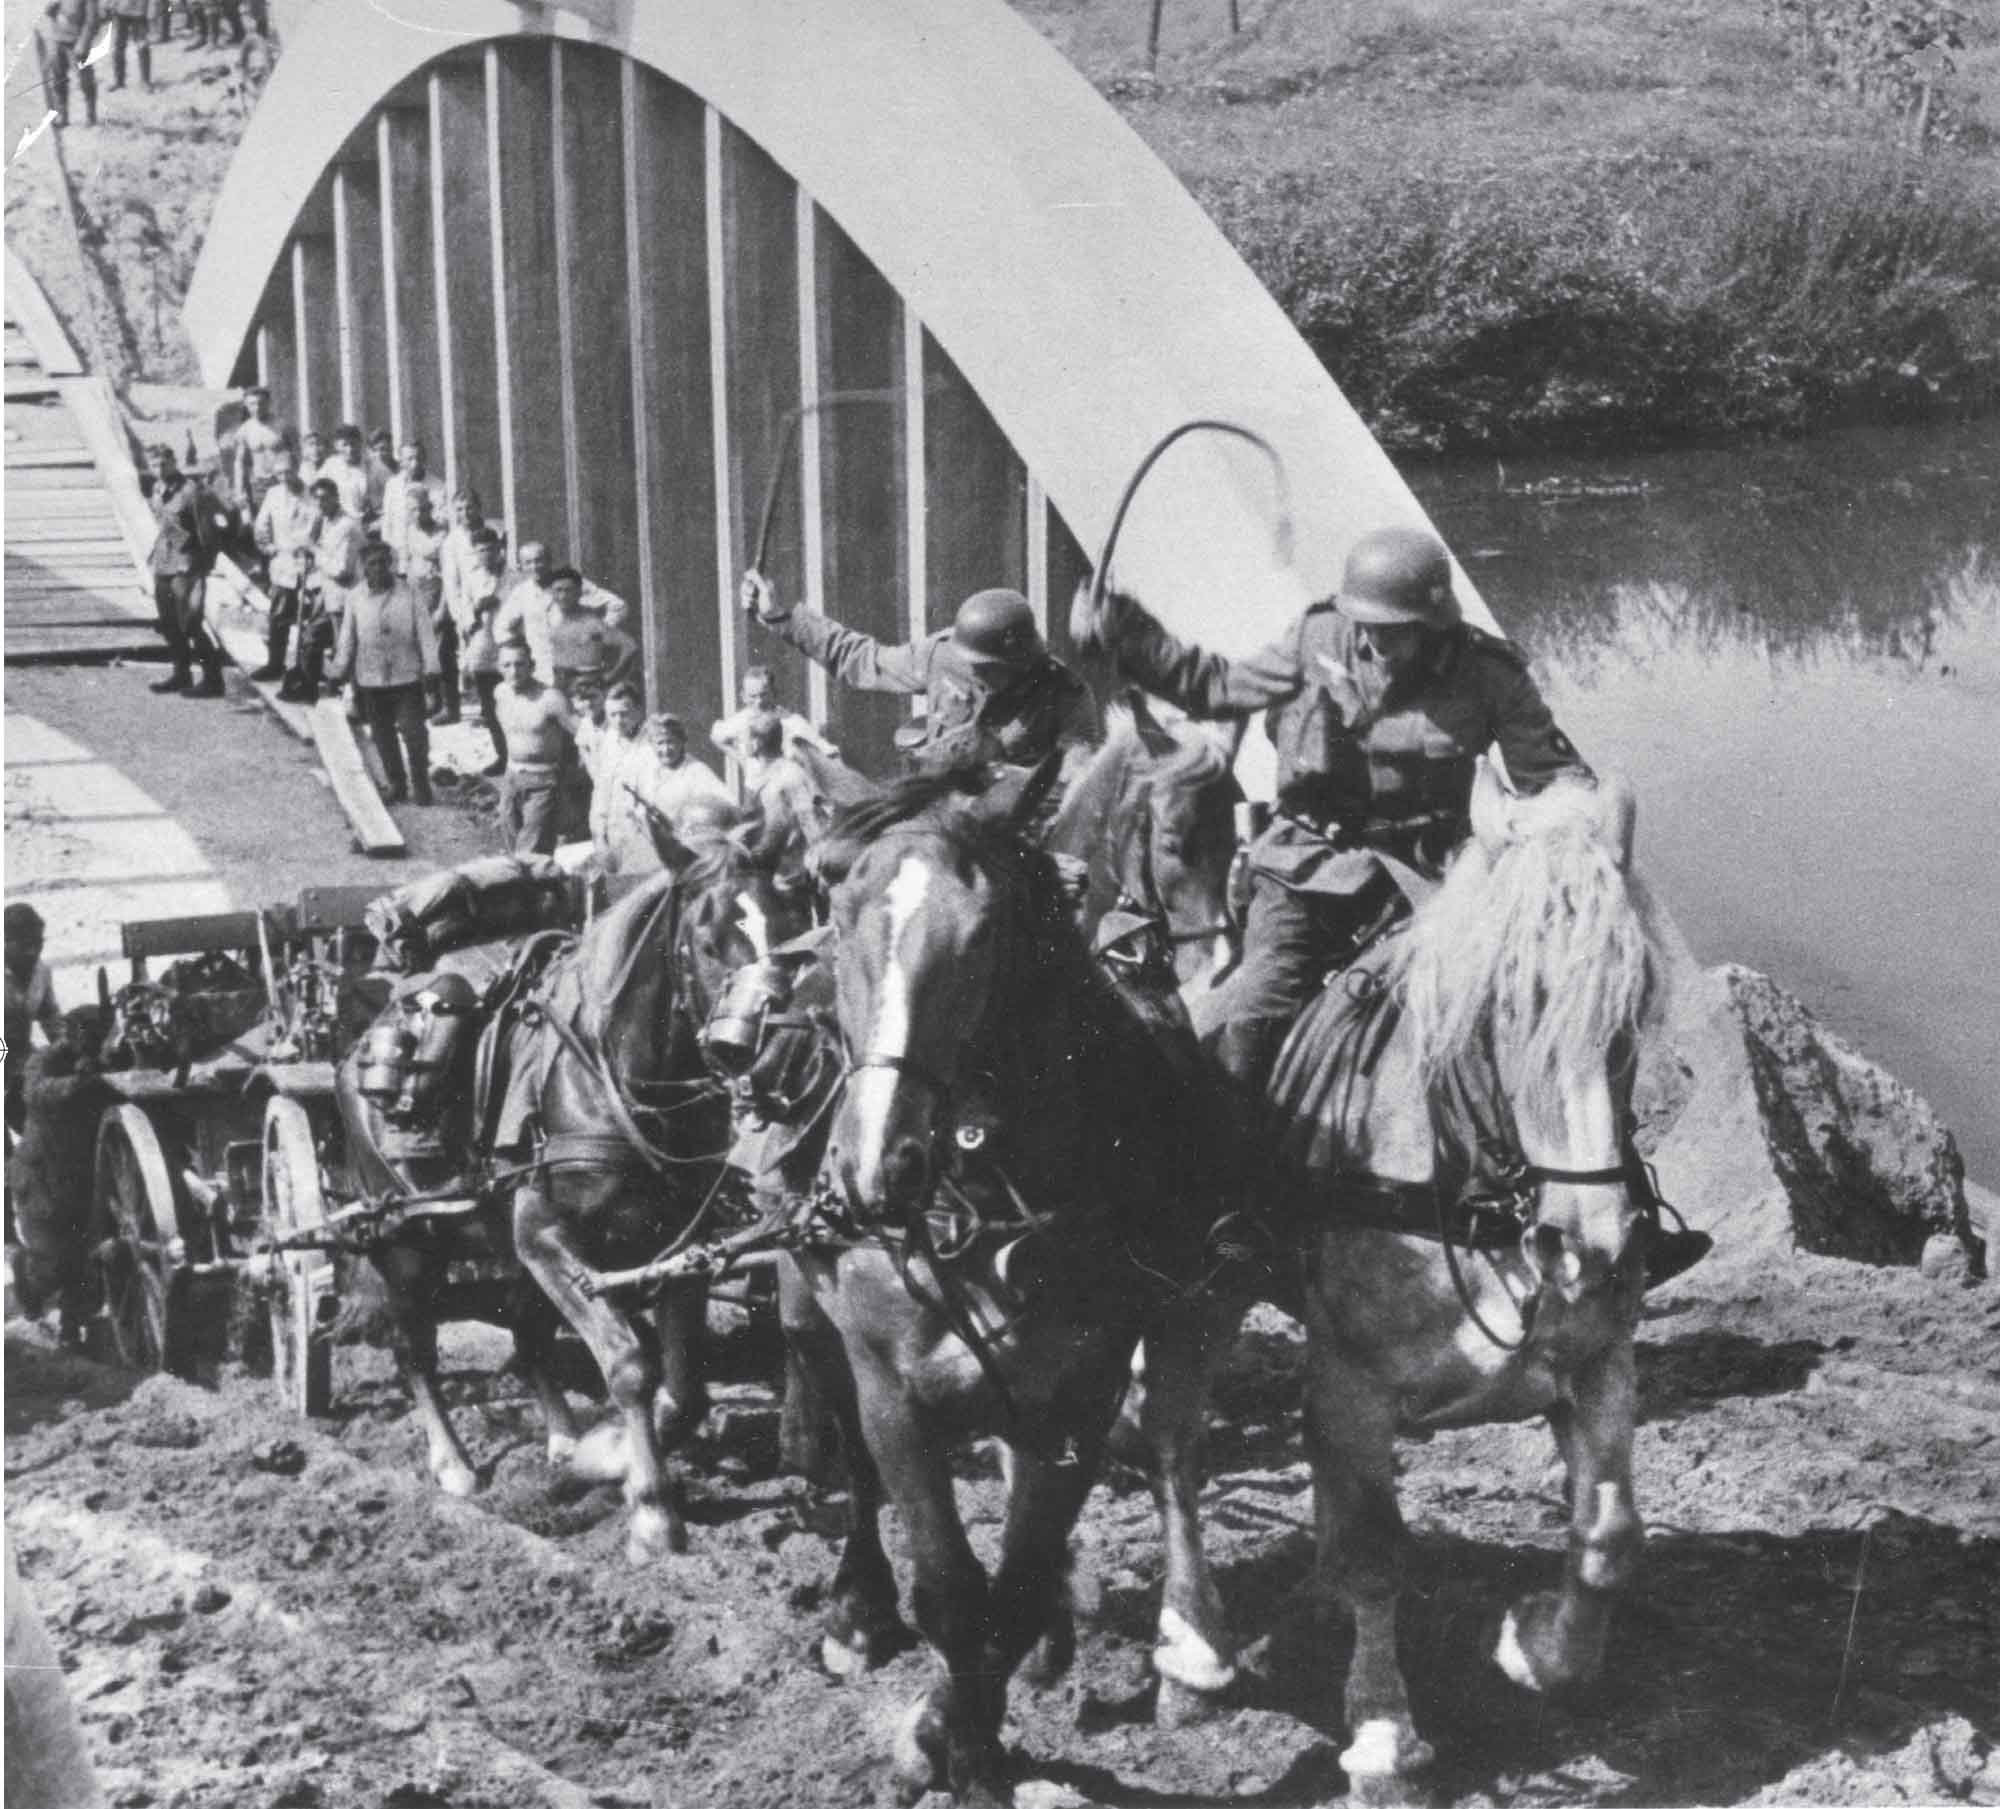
top-left (1022, 0), bottom-right (2000, 454)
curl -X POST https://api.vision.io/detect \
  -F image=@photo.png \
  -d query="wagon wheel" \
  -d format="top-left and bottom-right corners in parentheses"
top-left (92, 1106), bottom-right (200, 1379)
top-left (263, 1097), bottom-right (336, 1418)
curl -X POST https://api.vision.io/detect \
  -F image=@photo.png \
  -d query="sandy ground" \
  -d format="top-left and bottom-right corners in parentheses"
top-left (6, 1251), bottom-right (1996, 1809)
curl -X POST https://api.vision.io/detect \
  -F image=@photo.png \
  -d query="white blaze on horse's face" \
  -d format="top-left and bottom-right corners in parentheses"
top-left (1517, 1061), bottom-right (1641, 1304)
top-left (844, 853), bottom-right (935, 1207)
top-left (735, 889), bottom-right (770, 960)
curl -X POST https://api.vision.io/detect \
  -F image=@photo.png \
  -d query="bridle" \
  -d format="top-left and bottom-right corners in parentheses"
top-left (1430, 1023), bottom-right (1667, 1353)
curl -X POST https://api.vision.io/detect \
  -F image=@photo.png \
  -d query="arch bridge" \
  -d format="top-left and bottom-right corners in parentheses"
top-left (187, 0), bottom-right (1469, 770)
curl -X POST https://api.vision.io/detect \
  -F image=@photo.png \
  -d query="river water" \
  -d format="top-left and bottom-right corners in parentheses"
top-left (1411, 417), bottom-right (2000, 1181)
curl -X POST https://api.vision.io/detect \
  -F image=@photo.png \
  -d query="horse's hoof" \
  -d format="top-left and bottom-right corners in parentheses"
top-left (1153, 1607), bottom-right (1236, 1695)
top-left (545, 1431), bottom-right (578, 1468)
top-left (568, 1422), bottom-right (629, 1485)
top-left (891, 1693), bottom-right (948, 1802)
top-left (1019, 1616), bottom-right (1075, 1691)
top-left (1496, 1592), bottom-right (1604, 1695)
top-left (625, 1504), bottom-right (686, 1566)
top-left (819, 1608), bottom-right (908, 1677)
top-left (1340, 1715), bottom-right (1436, 1785)
top-left (1156, 1676), bottom-right (1231, 1728)
top-left (432, 1459), bottom-right (480, 1499)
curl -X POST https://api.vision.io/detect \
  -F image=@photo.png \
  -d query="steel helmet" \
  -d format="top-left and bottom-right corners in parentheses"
top-left (951, 589), bottom-right (1043, 668)
top-left (1336, 526), bottom-right (1460, 629)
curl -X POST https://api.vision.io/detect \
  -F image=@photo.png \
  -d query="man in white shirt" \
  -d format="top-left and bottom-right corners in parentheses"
top-left (319, 424), bottom-right (372, 523)
top-left (588, 682), bottom-right (662, 878)
top-left (710, 663), bottom-right (836, 784)
top-left (283, 477), bottom-right (366, 702)
top-left (495, 540), bottom-right (557, 682)
top-left (328, 539), bottom-right (440, 805)
top-left (379, 440), bottom-right (438, 573)
top-left (439, 488), bottom-right (490, 648)
top-left (250, 443), bottom-right (316, 680)
top-left (634, 713), bottom-right (731, 832)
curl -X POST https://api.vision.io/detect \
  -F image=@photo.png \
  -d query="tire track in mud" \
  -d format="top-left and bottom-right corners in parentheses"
top-left (8, 1259), bottom-right (1998, 1809)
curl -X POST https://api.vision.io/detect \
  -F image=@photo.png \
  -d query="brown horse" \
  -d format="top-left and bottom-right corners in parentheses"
top-left (339, 820), bottom-right (808, 1560)
top-left (778, 762), bottom-right (1232, 1807)
top-left (1136, 759), bottom-right (1670, 1794)
top-left (506, 823), bottom-right (813, 1564)
top-left (1047, 697), bottom-right (1242, 991)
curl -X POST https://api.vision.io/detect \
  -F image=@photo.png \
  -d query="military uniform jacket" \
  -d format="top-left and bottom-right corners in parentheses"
top-left (768, 607), bottom-right (1099, 772)
top-left (1106, 595), bottom-right (1587, 895)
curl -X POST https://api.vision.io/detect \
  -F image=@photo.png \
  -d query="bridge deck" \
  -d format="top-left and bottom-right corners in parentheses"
top-left (3, 281), bottom-right (161, 669)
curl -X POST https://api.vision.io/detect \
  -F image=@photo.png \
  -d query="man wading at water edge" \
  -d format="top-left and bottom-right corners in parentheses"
top-left (1071, 522), bottom-right (1711, 1284)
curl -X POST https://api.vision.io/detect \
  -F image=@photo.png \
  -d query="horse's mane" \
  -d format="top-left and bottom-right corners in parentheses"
top-left (1390, 776), bottom-right (1665, 1116)
top-left (570, 823), bottom-right (766, 1037)
top-left (826, 764), bottom-right (1088, 990)
top-left (1047, 703), bottom-right (1236, 871)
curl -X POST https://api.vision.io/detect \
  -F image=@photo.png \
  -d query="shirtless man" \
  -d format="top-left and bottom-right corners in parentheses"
top-left (493, 638), bottom-right (574, 855)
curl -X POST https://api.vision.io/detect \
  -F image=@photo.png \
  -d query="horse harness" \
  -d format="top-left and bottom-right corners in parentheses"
top-left (1309, 960), bottom-right (1676, 1351)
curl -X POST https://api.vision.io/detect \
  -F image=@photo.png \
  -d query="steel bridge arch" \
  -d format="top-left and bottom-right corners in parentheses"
top-left (187, 0), bottom-right (1481, 767)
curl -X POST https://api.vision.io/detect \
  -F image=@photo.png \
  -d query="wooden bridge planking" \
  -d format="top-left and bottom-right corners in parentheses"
top-left (430, 58), bottom-right (503, 505)
top-left (488, 38), bottom-right (566, 559)
top-left (625, 64), bottom-right (721, 732)
top-left (813, 210), bottom-right (909, 773)
top-left (719, 118), bottom-right (809, 723)
top-left (555, 42), bottom-right (640, 614)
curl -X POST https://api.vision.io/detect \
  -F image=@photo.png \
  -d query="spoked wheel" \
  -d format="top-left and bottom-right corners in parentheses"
top-left (93, 1106), bottom-right (198, 1378)
top-left (263, 1096), bottom-right (336, 1418)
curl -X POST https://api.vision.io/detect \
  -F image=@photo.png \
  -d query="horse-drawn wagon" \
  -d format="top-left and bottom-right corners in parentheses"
top-left (77, 859), bottom-right (604, 1432)
top-left (80, 885), bottom-right (385, 1413)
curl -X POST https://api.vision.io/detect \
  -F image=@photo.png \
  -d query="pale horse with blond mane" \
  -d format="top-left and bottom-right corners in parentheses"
top-left (1132, 756), bottom-right (1671, 1799)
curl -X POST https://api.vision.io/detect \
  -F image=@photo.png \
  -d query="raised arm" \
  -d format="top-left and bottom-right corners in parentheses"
top-left (1073, 582), bottom-right (1309, 721)
top-left (738, 570), bottom-right (931, 696)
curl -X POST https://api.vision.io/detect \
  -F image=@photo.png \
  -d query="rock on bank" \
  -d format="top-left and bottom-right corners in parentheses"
top-left (1639, 961), bottom-right (1983, 1282)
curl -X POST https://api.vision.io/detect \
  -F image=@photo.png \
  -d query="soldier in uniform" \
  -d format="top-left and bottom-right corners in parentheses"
top-left (737, 570), bottom-right (1098, 779)
top-left (1072, 524), bottom-right (1591, 1095)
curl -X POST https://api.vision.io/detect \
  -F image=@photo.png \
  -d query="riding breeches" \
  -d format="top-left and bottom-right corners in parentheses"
top-left (1192, 868), bottom-right (1399, 1097)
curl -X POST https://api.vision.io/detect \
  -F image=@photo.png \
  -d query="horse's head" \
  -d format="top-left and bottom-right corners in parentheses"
top-left (1050, 699), bottom-right (1243, 988)
top-left (818, 761), bottom-right (1059, 1217)
top-left (1406, 758), bottom-right (1662, 1306)
top-left (654, 806), bottom-right (816, 1025)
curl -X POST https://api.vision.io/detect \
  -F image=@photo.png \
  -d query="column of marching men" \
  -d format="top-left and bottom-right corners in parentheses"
top-left (191, 385), bottom-right (837, 873)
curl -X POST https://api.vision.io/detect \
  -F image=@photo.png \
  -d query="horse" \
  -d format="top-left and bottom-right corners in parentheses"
top-left (338, 814), bottom-right (809, 1563)
top-left (776, 761), bottom-right (1235, 1806)
top-left (1134, 757), bottom-right (1670, 1794)
top-left (1046, 696), bottom-right (1243, 991)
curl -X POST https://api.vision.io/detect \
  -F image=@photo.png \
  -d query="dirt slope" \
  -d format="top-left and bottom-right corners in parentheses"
top-left (8, 1247), bottom-right (1995, 1809)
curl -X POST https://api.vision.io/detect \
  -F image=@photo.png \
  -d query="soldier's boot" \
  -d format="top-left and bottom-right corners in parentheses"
top-left (251, 612), bottom-right (287, 681)
top-left (81, 70), bottom-right (97, 124)
top-left (138, 43), bottom-right (153, 88)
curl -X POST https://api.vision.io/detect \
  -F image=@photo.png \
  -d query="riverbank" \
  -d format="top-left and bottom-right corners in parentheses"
top-left (1023, 0), bottom-right (2000, 454)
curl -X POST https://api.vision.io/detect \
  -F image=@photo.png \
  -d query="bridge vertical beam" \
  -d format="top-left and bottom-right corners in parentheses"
top-left (1024, 475), bottom-right (1050, 634)
top-left (623, 65), bottom-right (719, 724)
top-left (486, 38), bottom-right (565, 558)
top-left (814, 210), bottom-right (909, 769)
top-left (922, 331), bottom-right (1027, 633)
top-left (378, 106), bottom-right (441, 460)
top-left (901, 305), bottom-right (927, 661)
top-left (291, 229), bottom-right (340, 439)
top-left (717, 118), bottom-right (808, 720)
top-left (704, 106), bottom-right (738, 721)
top-left (332, 162), bottom-right (390, 437)
top-left (1044, 504), bottom-right (1093, 666)
top-left (256, 274), bottom-right (298, 440)
top-left (794, 191), bottom-right (829, 737)
top-left (554, 42), bottom-right (640, 611)
top-left (428, 59), bottom-right (502, 506)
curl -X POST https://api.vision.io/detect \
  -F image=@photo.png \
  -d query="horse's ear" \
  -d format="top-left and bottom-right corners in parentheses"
top-left (1469, 753), bottom-right (1515, 854)
top-left (649, 823), bottom-right (699, 875)
top-left (979, 752), bottom-right (1063, 830)
top-left (1599, 771), bottom-right (1638, 871)
top-left (795, 745), bottom-right (879, 812)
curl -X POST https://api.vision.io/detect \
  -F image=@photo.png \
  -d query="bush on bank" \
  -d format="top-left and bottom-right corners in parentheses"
top-left (1193, 153), bottom-right (2000, 456)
